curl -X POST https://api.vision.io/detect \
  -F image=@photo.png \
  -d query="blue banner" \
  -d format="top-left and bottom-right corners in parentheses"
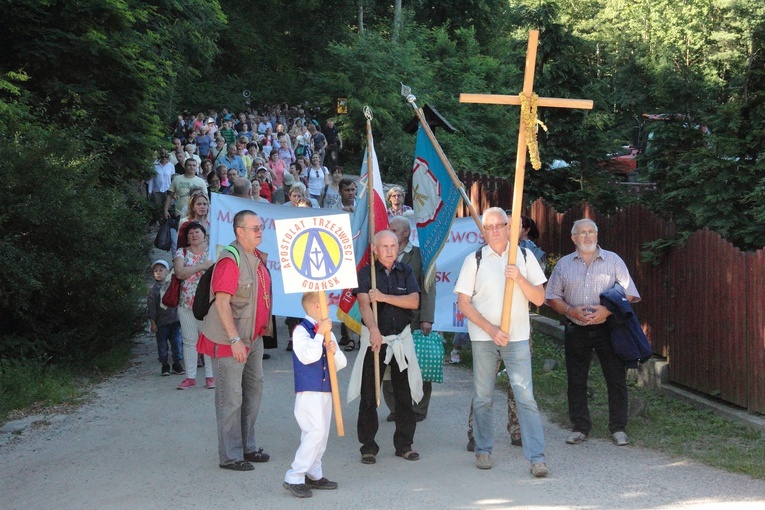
top-left (411, 123), bottom-right (461, 290)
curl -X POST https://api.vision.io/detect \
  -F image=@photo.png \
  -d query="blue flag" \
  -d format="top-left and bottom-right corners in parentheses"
top-left (411, 123), bottom-right (460, 291)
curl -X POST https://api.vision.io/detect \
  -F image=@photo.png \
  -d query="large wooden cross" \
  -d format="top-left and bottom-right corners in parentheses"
top-left (460, 29), bottom-right (593, 335)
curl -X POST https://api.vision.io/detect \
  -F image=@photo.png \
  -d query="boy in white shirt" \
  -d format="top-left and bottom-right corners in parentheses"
top-left (283, 292), bottom-right (347, 498)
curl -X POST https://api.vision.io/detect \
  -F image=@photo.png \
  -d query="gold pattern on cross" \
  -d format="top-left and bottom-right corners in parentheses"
top-left (412, 183), bottom-right (429, 208)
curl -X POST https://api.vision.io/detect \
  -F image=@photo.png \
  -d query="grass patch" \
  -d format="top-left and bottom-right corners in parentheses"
top-left (530, 331), bottom-right (765, 479)
top-left (0, 339), bottom-right (135, 424)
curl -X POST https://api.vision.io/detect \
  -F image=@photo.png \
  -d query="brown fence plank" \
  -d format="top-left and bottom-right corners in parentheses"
top-left (747, 249), bottom-right (765, 413)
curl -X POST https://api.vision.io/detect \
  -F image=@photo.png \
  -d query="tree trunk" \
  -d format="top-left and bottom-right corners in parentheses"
top-left (393, 0), bottom-right (402, 42)
top-left (358, 2), bottom-right (364, 34)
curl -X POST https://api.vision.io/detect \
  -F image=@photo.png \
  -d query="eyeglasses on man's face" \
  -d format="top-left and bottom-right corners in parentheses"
top-left (483, 223), bottom-right (507, 232)
top-left (238, 225), bottom-right (265, 232)
top-left (574, 230), bottom-right (597, 237)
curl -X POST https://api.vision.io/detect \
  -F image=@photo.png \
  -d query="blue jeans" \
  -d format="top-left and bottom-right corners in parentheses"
top-left (471, 340), bottom-right (545, 463)
top-left (212, 340), bottom-right (264, 465)
top-left (155, 322), bottom-right (182, 364)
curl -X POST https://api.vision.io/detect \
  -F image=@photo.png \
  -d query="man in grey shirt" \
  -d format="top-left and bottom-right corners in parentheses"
top-left (545, 218), bottom-right (641, 447)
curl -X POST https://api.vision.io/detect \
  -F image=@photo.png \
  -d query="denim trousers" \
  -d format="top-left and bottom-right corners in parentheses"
top-left (212, 340), bottom-right (264, 465)
top-left (358, 345), bottom-right (416, 455)
top-left (155, 322), bottom-right (182, 364)
top-left (564, 324), bottom-right (628, 434)
top-left (471, 340), bottom-right (545, 464)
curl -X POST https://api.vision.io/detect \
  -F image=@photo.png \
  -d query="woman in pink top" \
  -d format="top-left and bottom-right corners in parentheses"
top-left (267, 150), bottom-right (286, 203)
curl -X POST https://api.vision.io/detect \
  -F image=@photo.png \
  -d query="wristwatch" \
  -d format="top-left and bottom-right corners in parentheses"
top-left (229, 337), bottom-right (241, 345)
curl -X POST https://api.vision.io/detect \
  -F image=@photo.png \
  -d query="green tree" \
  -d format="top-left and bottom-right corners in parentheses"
top-left (0, 0), bottom-right (225, 185)
top-left (0, 91), bottom-right (149, 362)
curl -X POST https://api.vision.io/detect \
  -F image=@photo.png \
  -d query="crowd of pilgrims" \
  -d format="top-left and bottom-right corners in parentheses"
top-left (146, 103), bottom-right (351, 215)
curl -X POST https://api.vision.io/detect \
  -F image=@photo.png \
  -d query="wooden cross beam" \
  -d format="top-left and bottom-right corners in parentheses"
top-left (459, 29), bottom-right (593, 335)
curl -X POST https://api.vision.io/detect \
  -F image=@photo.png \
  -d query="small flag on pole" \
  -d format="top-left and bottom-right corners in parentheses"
top-left (337, 131), bottom-right (388, 334)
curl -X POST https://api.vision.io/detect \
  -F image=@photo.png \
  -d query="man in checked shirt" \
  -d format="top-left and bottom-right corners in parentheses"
top-left (545, 218), bottom-right (641, 447)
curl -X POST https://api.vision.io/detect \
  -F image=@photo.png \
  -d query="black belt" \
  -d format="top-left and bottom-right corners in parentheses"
top-left (565, 321), bottom-right (609, 337)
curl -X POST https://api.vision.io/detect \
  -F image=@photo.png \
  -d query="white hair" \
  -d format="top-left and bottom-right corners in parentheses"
top-left (571, 219), bottom-right (598, 235)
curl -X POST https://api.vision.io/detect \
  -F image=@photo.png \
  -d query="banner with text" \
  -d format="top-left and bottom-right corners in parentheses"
top-left (274, 214), bottom-right (358, 295)
top-left (209, 195), bottom-right (350, 319)
top-left (209, 193), bottom-right (484, 331)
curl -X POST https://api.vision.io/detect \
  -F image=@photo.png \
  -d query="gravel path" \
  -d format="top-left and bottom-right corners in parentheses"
top-left (2, 321), bottom-right (764, 510)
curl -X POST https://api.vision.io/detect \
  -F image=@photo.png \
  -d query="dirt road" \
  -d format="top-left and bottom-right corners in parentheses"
top-left (2, 322), bottom-right (764, 510)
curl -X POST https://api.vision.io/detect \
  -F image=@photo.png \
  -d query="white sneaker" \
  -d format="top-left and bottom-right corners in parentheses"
top-left (612, 431), bottom-right (630, 446)
top-left (450, 349), bottom-right (461, 364)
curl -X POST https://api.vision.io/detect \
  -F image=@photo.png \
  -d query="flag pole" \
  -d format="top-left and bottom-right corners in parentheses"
top-left (364, 106), bottom-right (381, 407)
top-left (402, 85), bottom-right (484, 236)
top-left (318, 291), bottom-right (344, 436)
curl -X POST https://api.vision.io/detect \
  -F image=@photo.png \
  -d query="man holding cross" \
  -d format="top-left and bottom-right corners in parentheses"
top-left (454, 207), bottom-right (548, 477)
top-left (347, 230), bottom-right (423, 465)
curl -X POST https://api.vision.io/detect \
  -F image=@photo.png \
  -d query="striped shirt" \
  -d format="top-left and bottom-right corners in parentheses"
top-left (545, 246), bottom-right (640, 326)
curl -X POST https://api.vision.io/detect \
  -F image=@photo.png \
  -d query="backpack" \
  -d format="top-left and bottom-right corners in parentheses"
top-left (474, 244), bottom-right (528, 271)
top-left (473, 245), bottom-right (528, 295)
top-left (193, 245), bottom-right (240, 320)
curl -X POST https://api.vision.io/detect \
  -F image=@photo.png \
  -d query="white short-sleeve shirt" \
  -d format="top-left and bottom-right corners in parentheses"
top-left (454, 244), bottom-right (547, 342)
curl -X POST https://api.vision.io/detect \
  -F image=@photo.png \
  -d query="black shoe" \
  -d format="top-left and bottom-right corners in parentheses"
top-left (467, 437), bottom-right (476, 452)
top-left (171, 362), bottom-right (185, 375)
top-left (283, 482), bottom-right (313, 498)
top-left (344, 339), bottom-right (356, 351)
top-left (161, 364), bottom-right (171, 376)
top-left (219, 461), bottom-right (254, 471)
top-left (386, 413), bottom-right (396, 422)
top-left (338, 336), bottom-right (350, 346)
top-left (286, 340), bottom-right (293, 352)
top-left (306, 477), bottom-right (338, 490)
top-left (262, 353), bottom-right (271, 360)
top-left (243, 448), bottom-right (270, 463)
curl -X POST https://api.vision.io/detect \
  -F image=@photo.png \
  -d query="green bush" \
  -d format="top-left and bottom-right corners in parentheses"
top-left (0, 100), bottom-right (149, 363)
top-left (0, 359), bottom-right (83, 420)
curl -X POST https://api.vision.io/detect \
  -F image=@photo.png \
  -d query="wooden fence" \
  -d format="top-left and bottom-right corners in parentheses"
top-left (454, 171), bottom-right (765, 414)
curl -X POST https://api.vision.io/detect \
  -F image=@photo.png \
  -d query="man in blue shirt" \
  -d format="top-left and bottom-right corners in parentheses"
top-left (219, 143), bottom-right (247, 178)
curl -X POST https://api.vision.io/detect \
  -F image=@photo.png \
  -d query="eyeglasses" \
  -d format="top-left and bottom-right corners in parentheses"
top-left (238, 225), bottom-right (265, 232)
top-left (483, 223), bottom-right (507, 232)
top-left (575, 230), bottom-right (597, 237)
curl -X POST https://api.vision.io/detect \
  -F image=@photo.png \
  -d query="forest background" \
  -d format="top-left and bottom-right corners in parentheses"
top-left (0, 0), bottom-right (763, 384)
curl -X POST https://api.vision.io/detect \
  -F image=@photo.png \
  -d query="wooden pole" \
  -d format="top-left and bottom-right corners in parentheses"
top-left (499, 30), bottom-right (540, 335)
top-left (459, 94), bottom-right (593, 110)
top-left (318, 291), bottom-right (344, 436)
top-left (406, 100), bottom-right (485, 236)
top-left (364, 109), bottom-right (381, 407)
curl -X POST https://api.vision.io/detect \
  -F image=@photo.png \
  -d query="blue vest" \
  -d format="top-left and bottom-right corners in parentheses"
top-left (292, 318), bottom-right (331, 393)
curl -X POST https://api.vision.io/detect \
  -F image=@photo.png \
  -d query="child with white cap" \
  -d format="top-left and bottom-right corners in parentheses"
top-left (147, 260), bottom-right (184, 376)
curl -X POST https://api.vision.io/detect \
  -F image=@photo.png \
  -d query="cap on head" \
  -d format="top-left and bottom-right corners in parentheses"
top-left (152, 260), bottom-right (170, 271)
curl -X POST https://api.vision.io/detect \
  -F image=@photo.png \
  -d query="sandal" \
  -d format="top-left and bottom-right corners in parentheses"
top-left (344, 339), bottom-right (356, 351)
top-left (395, 450), bottom-right (420, 461)
top-left (361, 453), bottom-right (376, 464)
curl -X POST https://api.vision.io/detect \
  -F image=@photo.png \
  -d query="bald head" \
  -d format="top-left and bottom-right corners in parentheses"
top-left (388, 217), bottom-right (411, 251)
top-left (232, 178), bottom-right (252, 198)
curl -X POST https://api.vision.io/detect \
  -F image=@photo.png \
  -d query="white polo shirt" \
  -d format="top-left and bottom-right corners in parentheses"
top-left (454, 244), bottom-right (546, 342)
